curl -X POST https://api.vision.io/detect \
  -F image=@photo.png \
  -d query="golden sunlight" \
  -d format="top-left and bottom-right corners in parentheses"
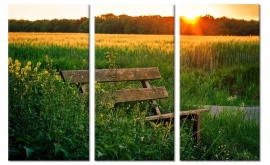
top-left (182, 16), bottom-right (199, 24)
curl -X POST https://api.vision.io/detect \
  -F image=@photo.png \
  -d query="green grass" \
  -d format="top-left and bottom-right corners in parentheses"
top-left (8, 33), bottom-right (89, 160)
top-left (95, 35), bottom-right (174, 160)
top-left (8, 43), bottom-right (89, 71)
top-left (180, 35), bottom-right (260, 160)
top-left (181, 109), bottom-right (259, 160)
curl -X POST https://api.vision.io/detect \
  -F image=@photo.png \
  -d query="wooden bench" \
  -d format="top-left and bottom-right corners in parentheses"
top-left (95, 67), bottom-right (173, 121)
top-left (60, 67), bottom-right (208, 142)
top-left (60, 67), bottom-right (172, 121)
top-left (180, 109), bottom-right (208, 143)
top-left (60, 70), bottom-right (89, 94)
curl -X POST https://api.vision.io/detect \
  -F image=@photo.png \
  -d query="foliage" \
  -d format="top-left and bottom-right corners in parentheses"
top-left (180, 109), bottom-right (259, 160)
top-left (95, 13), bottom-right (174, 34)
top-left (180, 36), bottom-right (260, 107)
top-left (180, 35), bottom-right (260, 160)
top-left (8, 17), bottom-right (89, 33)
top-left (8, 58), bottom-right (89, 159)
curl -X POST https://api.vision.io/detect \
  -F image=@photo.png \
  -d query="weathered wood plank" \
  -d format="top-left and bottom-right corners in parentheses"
top-left (141, 80), bottom-right (161, 115)
top-left (95, 67), bottom-right (161, 82)
top-left (60, 70), bottom-right (89, 84)
top-left (180, 109), bottom-right (208, 116)
top-left (103, 87), bottom-right (169, 103)
top-left (193, 114), bottom-right (201, 143)
top-left (145, 113), bottom-right (174, 121)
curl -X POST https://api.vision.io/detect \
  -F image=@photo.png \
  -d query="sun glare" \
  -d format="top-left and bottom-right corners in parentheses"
top-left (182, 16), bottom-right (199, 25)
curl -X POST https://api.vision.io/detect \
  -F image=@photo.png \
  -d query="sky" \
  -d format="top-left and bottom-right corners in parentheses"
top-left (8, 4), bottom-right (89, 21)
top-left (179, 4), bottom-right (259, 21)
top-left (95, 4), bottom-right (174, 17)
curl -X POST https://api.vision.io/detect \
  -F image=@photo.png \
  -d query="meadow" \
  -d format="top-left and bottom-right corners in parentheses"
top-left (95, 34), bottom-right (174, 160)
top-left (8, 32), bottom-right (89, 160)
top-left (180, 35), bottom-right (260, 160)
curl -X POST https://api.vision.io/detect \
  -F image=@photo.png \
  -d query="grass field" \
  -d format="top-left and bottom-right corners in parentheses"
top-left (8, 32), bottom-right (89, 160)
top-left (8, 32), bottom-right (89, 71)
top-left (180, 35), bottom-right (260, 160)
top-left (95, 34), bottom-right (174, 160)
top-left (8, 32), bottom-right (260, 160)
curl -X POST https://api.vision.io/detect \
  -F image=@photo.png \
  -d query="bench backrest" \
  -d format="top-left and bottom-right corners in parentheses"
top-left (60, 67), bottom-right (168, 115)
top-left (60, 70), bottom-right (89, 93)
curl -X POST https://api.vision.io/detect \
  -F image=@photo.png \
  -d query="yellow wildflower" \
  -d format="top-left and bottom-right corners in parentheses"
top-left (25, 65), bottom-right (31, 72)
top-left (37, 62), bottom-right (41, 67)
top-left (15, 60), bottom-right (21, 67)
top-left (15, 66), bottom-right (20, 72)
top-left (27, 61), bottom-right (32, 66)
top-left (8, 57), bottom-right (12, 65)
top-left (15, 72), bottom-right (20, 78)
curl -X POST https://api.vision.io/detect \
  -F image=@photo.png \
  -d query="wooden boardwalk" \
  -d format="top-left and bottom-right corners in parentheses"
top-left (203, 105), bottom-right (260, 121)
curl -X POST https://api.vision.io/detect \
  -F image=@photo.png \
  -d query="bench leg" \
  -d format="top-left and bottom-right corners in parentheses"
top-left (193, 114), bottom-right (201, 143)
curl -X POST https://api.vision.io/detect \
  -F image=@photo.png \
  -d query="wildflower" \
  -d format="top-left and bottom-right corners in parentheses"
top-left (9, 65), bottom-right (14, 70)
top-left (15, 60), bottom-right (21, 67)
top-left (27, 61), bottom-right (32, 66)
top-left (8, 57), bottom-right (12, 65)
top-left (55, 75), bottom-right (62, 81)
top-left (44, 70), bottom-right (49, 74)
top-left (34, 67), bottom-right (38, 72)
top-left (25, 65), bottom-right (31, 72)
top-left (100, 114), bottom-right (103, 117)
top-left (15, 66), bottom-right (20, 72)
top-left (36, 62), bottom-right (41, 67)
top-left (107, 102), bottom-right (114, 109)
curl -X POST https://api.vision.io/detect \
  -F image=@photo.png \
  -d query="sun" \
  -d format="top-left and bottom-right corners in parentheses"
top-left (182, 16), bottom-right (199, 25)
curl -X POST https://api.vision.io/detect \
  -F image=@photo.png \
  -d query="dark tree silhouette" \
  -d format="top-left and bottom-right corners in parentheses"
top-left (180, 15), bottom-right (259, 36)
top-left (8, 17), bottom-right (89, 33)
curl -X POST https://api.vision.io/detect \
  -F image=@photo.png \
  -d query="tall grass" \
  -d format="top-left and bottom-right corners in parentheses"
top-left (180, 35), bottom-right (260, 160)
top-left (8, 33), bottom-right (89, 160)
top-left (8, 32), bottom-right (89, 71)
top-left (95, 34), bottom-right (174, 160)
top-left (181, 108), bottom-right (259, 160)
top-left (180, 35), bottom-right (259, 70)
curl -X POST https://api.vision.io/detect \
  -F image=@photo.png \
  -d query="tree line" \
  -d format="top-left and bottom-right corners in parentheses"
top-left (8, 14), bottom-right (259, 36)
top-left (180, 15), bottom-right (260, 36)
top-left (95, 13), bottom-right (174, 34)
top-left (8, 17), bottom-right (89, 33)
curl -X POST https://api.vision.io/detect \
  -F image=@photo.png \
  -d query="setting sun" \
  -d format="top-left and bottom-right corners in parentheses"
top-left (179, 4), bottom-right (259, 21)
top-left (181, 16), bottom-right (199, 24)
